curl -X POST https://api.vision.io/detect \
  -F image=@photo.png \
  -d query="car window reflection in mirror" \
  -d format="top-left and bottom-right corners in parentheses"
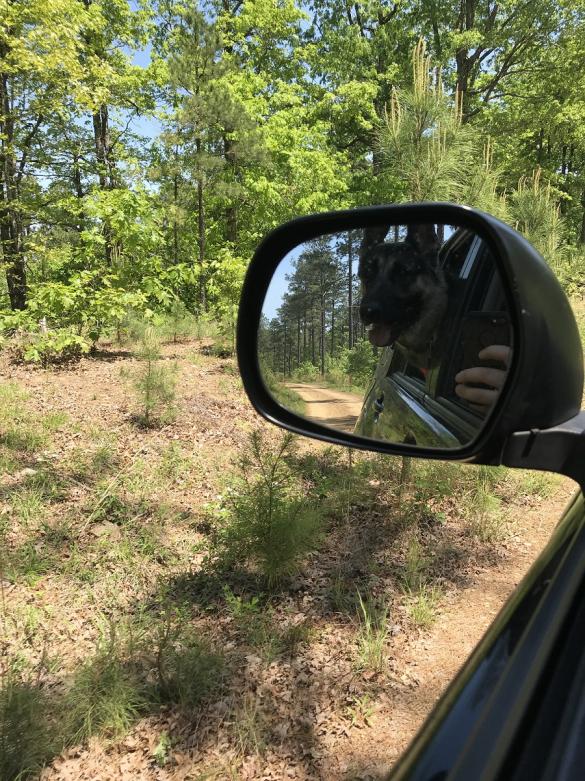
top-left (258, 222), bottom-right (513, 450)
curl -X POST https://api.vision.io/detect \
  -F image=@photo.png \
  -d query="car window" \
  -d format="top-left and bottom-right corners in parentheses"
top-left (382, 229), bottom-right (511, 439)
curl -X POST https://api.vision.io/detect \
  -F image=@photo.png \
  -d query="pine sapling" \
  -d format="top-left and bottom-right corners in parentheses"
top-left (133, 327), bottom-right (177, 427)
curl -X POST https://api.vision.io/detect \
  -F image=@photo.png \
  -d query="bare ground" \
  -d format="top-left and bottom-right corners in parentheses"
top-left (0, 340), bottom-right (576, 781)
top-left (286, 384), bottom-right (363, 432)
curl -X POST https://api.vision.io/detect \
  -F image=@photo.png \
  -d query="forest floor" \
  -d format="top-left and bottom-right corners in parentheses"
top-left (0, 338), bottom-right (576, 781)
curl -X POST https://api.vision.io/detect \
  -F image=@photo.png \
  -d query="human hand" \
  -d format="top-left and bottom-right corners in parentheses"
top-left (455, 345), bottom-right (511, 408)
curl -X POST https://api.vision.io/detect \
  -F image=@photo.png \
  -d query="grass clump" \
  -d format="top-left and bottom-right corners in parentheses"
top-left (64, 629), bottom-right (147, 743)
top-left (0, 384), bottom-right (48, 455)
top-left (404, 584), bottom-right (442, 629)
top-left (156, 628), bottom-right (224, 711)
top-left (208, 431), bottom-right (323, 587)
top-left (157, 441), bottom-right (192, 482)
top-left (5, 541), bottom-right (57, 586)
top-left (11, 486), bottom-right (47, 527)
top-left (402, 535), bottom-right (430, 591)
top-left (466, 466), bottom-right (507, 543)
top-left (355, 591), bottom-right (389, 674)
top-left (0, 664), bottom-right (54, 781)
top-left (233, 693), bottom-right (267, 756)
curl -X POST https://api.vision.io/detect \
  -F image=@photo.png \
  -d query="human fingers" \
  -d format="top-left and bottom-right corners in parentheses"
top-left (477, 344), bottom-right (511, 366)
top-left (454, 366), bottom-right (507, 389)
top-left (454, 382), bottom-right (498, 406)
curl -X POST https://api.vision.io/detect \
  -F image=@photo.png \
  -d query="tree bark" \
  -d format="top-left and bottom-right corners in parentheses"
top-left (348, 232), bottom-right (354, 348)
top-left (196, 138), bottom-right (207, 310)
top-left (0, 52), bottom-right (27, 309)
top-left (579, 189), bottom-right (585, 246)
top-left (224, 135), bottom-right (238, 244)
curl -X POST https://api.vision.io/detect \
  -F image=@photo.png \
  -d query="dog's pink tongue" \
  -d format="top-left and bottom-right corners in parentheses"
top-left (367, 324), bottom-right (394, 347)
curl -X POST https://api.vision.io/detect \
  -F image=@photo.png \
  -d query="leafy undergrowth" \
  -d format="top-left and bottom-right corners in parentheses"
top-left (0, 337), bottom-right (572, 780)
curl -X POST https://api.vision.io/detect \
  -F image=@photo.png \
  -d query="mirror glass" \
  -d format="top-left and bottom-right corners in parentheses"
top-left (258, 222), bottom-right (513, 449)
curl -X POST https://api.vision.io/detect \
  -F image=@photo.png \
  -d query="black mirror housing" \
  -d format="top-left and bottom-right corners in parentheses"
top-left (237, 203), bottom-right (583, 466)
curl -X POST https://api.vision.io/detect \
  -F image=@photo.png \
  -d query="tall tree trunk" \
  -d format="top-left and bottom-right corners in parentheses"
top-left (297, 316), bottom-right (301, 367)
top-left (282, 320), bottom-right (287, 377)
top-left (92, 103), bottom-right (117, 265)
top-left (173, 144), bottom-right (179, 266)
top-left (348, 233), bottom-right (353, 348)
top-left (311, 310), bottom-right (315, 365)
top-left (320, 292), bottom-right (325, 376)
top-left (224, 135), bottom-right (238, 243)
top-left (0, 61), bottom-right (26, 310)
top-left (330, 299), bottom-right (335, 353)
top-left (536, 128), bottom-right (544, 165)
top-left (72, 151), bottom-right (85, 234)
top-left (196, 138), bottom-right (207, 310)
top-left (579, 189), bottom-right (585, 246)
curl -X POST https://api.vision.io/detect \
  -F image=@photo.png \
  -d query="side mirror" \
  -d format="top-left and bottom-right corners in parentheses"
top-left (237, 204), bottom-right (584, 475)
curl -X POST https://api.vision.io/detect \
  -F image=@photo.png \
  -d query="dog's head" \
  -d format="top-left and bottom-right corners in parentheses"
top-left (358, 224), bottom-right (446, 353)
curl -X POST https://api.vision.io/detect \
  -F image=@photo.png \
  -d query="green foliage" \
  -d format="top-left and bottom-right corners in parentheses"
top-left (324, 349), bottom-right (350, 387)
top-left (12, 329), bottom-right (90, 367)
top-left (510, 169), bottom-right (569, 273)
top-left (293, 361), bottom-right (320, 382)
top-left (207, 431), bottom-right (323, 586)
top-left (152, 732), bottom-right (172, 767)
top-left (160, 299), bottom-right (196, 344)
top-left (377, 40), bottom-right (504, 212)
top-left (347, 339), bottom-right (377, 387)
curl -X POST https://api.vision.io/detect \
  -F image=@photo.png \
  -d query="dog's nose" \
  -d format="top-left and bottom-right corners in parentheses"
top-left (360, 303), bottom-right (381, 323)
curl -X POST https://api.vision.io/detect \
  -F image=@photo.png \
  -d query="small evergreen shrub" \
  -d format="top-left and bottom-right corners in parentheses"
top-left (208, 431), bottom-right (323, 586)
top-left (130, 327), bottom-right (177, 427)
top-left (64, 631), bottom-right (147, 743)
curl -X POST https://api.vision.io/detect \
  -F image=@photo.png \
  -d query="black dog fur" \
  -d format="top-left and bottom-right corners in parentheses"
top-left (358, 224), bottom-right (448, 369)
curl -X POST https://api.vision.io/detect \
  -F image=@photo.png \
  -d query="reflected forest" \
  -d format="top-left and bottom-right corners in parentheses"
top-left (260, 231), bottom-right (376, 396)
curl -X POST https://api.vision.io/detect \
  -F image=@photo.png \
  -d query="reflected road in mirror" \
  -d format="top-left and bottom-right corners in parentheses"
top-left (286, 383), bottom-right (363, 432)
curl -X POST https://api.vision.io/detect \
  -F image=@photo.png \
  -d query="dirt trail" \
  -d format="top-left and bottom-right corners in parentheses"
top-left (287, 383), bottom-right (364, 432)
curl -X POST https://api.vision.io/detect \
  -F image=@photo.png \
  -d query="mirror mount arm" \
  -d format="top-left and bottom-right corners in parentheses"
top-left (502, 411), bottom-right (585, 487)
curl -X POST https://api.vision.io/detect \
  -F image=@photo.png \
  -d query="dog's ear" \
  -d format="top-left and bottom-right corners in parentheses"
top-left (359, 225), bottom-right (390, 258)
top-left (405, 223), bottom-right (440, 254)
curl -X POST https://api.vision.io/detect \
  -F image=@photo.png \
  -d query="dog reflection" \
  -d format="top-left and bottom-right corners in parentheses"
top-left (358, 224), bottom-right (447, 369)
